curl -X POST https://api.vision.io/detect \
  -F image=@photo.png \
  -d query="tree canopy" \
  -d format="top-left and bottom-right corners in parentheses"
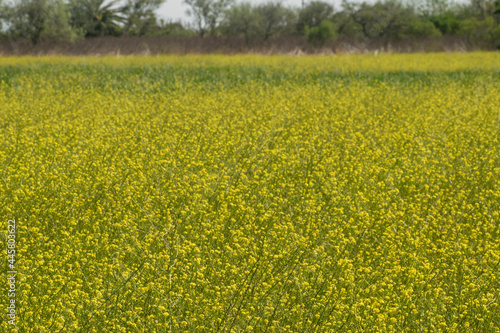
top-left (0, 0), bottom-right (498, 49)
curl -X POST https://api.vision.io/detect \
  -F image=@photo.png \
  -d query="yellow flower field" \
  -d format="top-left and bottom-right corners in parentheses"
top-left (1, 53), bottom-right (499, 332)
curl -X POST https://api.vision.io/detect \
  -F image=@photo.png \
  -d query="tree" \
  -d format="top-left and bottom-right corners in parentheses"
top-left (429, 10), bottom-right (460, 34)
top-left (459, 16), bottom-right (498, 41)
top-left (184, 0), bottom-right (233, 37)
top-left (120, 0), bottom-right (165, 36)
top-left (256, 1), bottom-right (295, 41)
top-left (494, 1), bottom-right (500, 23)
top-left (68, 0), bottom-right (124, 37)
top-left (296, 1), bottom-right (334, 34)
top-left (306, 19), bottom-right (336, 46)
top-left (375, 0), bottom-right (416, 38)
top-left (333, 9), bottom-right (364, 37)
top-left (43, 0), bottom-right (81, 42)
top-left (342, 1), bottom-right (381, 38)
top-left (0, 0), bottom-right (6, 33)
top-left (404, 19), bottom-right (442, 37)
top-left (423, 0), bottom-right (450, 16)
top-left (222, 2), bottom-right (259, 44)
top-left (6, 0), bottom-right (80, 44)
top-left (342, 0), bottom-right (411, 38)
top-left (157, 19), bottom-right (191, 36)
top-left (6, 0), bottom-right (45, 43)
top-left (468, 0), bottom-right (495, 18)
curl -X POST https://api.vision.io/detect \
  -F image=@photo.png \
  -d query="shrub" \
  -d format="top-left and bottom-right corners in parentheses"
top-left (405, 19), bottom-right (442, 38)
top-left (306, 19), bottom-right (336, 47)
top-left (459, 16), bottom-right (497, 42)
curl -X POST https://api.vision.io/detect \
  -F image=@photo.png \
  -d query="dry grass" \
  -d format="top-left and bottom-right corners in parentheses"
top-left (0, 35), bottom-right (495, 56)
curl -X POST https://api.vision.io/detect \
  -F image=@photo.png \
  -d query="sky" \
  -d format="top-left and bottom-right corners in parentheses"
top-left (156, 0), bottom-right (190, 23)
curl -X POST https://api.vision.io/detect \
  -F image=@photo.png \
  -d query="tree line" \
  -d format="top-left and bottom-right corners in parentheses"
top-left (0, 0), bottom-right (499, 48)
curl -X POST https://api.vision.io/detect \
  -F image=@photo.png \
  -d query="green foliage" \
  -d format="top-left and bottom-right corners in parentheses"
top-left (0, 0), bottom-right (498, 48)
top-left (68, 0), bottom-right (124, 37)
top-left (222, 2), bottom-right (259, 43)
top-left (468, 0), bottom-right (497, 19)
top-left (6, 0), bottom-right (81, 44)
top-left (0, 0), bottom-right (5, 33)
top-left (297, 1), bottom-right (334, 34)
top-left (42, 0), bottom-right (81, 42)
top-left (334, 10), bottom-right (364, 38)
top-left (222, 1), bottom-right (294, 43)
top-left (429, 11), bottom-right (460, 34)
top-left (459, 16), bottom-right (497, 41)
top-left (405, 19), bottom-right (442, 37)
top-left (6, 0), bottom-right (45, 43)
top-left (120, 0), bottom-right (165, 36)
top-left (342, 0), bottom-right (413, 39)
top-left (494, 1), bottom-right (500, 27)
top-left (156, 19), bottom-right (192, 36)
top-left (421, 0), bottom-right (450, 16)
top-left (256, 1), bottom-right (295, 41)
top-left (493, 23), bottom-right (500, 40)
top-left (184, 0), bottom-right (233, 36)
top-left (306, 19), bottom-right (336, 47)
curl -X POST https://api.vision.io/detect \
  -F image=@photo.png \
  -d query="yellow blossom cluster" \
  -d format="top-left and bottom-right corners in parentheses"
top-left (0, 53), bottom-right (499, 332)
